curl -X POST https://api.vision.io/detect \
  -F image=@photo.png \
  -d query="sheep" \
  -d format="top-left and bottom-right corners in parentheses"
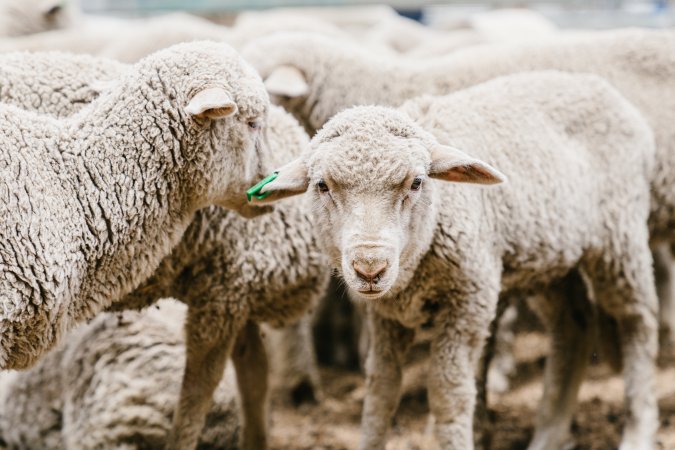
top-left (251, 71), bottom-right (659, 450)
top-left (0, 299), bottom-right (240, 450)
top-left (0, 41), bottom-right (271, 372)
top-left (241, 27), bottom-right (675, 338)
top-left (0, 50), bottom-right (328, 450)
top-left (0, 0), bottom-right (80, 37)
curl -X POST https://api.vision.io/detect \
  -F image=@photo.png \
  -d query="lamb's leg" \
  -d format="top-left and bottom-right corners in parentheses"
top-left (527, 270), bottom-right (594, 450)
top-left (586, 236), bottom-right (659, 450)
top-left (486, 302), bottom-right (517, 395)
top-left (653, 243), bottom-right (675, 353)
top-left (358, 310), bottom-right (414, 450)
top-left (167, 306), bottom-right (241, 450)
top-left (232, 320), bottom-right (269, 450)
top-left (428, 323), bottom-right (484, 450)
top-left (265, 316), bottom-right (322, 405)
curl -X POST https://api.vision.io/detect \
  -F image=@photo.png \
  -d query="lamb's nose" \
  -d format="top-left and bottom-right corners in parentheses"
top-left (353, 261), bottom-right (387, 283)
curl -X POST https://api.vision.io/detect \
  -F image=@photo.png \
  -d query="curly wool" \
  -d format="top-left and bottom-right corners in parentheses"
top-left (0, 299), bottom-right (240, 450)
top-left (0, 41), bottom-right (270, 371)
top-left (0, 51), bottom-right (125, 117)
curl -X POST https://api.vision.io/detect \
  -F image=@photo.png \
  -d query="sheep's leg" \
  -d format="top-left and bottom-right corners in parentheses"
top-left (486, 302), bottom-right (517, 395)
top-left (265, 316), bottom-right (322, 405)
top-left (232, 320), bottom-right (270, 450)
top-left (167, 306), bottom-right (241, 450)
top-left (527, 270), bottom-right (594, 450)
top-left (653, 243), bottom-right (675, 353)
top-left (358, 310), bottom-right (414, 450)
top-left (586, 236), bottom-right (658, 450)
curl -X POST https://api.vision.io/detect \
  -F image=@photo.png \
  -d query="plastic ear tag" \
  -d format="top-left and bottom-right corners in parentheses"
top-left (246, 172), bottom-right (279, 202)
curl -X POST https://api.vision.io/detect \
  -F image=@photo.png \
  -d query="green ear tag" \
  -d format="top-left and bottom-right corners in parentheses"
top-left (246, 172), bottom-right (279, 202)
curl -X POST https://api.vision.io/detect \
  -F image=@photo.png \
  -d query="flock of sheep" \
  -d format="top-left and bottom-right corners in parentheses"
top-left (0, 1), bottom-right (674, 449)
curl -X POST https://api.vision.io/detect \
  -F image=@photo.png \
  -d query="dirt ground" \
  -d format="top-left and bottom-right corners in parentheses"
top-left (269, 332), bottom-right (675, 450)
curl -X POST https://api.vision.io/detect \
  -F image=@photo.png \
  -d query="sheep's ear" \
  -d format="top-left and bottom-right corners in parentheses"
top-left (264, 66), bottom-right (309, 98)
top-left (248, 158), bottom-right (309, 204)
top-left (428, 144), bottom-right (507, 185)
top-left (186, 87), bottom-right (238, 120)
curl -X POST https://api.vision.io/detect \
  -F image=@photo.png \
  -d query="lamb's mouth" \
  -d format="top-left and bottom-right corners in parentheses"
top-left (355, 287), bottom-right (387, 299)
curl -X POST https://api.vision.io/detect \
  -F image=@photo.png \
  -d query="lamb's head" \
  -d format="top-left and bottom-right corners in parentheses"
top-left (250, 106), bottom-right (506, 300)
top-left (135, 41), bottom-right (272, 218)
top-left (241, 32), bottom-right (357, 134)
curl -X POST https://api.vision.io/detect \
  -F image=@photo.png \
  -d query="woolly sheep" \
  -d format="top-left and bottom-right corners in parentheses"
top-left (0, 299), bottom-right (240, 449)
top-left (0, 50), bottom-right (328, 450)
top-left (0, 0), bottom-right (80, 37)
top-left (252, 71), bottom-right (659, 450)
top-left (0, 41), bottom-right (271, 371)
top-left (242, 28), bottom-right (675, 335)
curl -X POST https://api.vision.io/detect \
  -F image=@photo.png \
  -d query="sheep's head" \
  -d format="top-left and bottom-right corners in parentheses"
top-left (241, 32), bottom-right (352, 134)
top-left (141, 41), bottom-right (273, 218)
top-left (250, 106), bottom-right (505, 300)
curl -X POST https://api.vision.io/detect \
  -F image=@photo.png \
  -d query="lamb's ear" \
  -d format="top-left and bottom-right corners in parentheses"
top-left (186, 87), bottom-right (238, 120)
top-left (428, 144), bottom-right (507, 185)
top-left (248, 158), bottom-right (309, 204)
top-left (264, 66), bottom-right (309, 98)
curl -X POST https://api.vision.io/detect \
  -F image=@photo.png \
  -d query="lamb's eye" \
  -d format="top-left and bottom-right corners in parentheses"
top-left (410, 177), bottom-right (423, 191)
top-left (248, 120), bottom-right (260, 130)
top-left (317, 180), bottom-right (329, 193)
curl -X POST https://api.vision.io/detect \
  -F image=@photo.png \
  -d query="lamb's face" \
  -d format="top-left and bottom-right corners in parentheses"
top-left (307, 135), bottom-right (432, 300)
top-left (248, 105), bottom-right (506, 300)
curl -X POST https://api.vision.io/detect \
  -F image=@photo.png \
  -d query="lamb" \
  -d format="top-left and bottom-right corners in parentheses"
top-left (0, 41), bottom-right (271, 371)
top-left (0, 0), bottom-right (80, 37)
top-left (0, 50), bottom-right (328, 450)
top-left (251, 71), bottom-right (659, 450)
top-left (0, 299), bottom-right (240, 449)
top-left (241, 28), bottom-right (675, 338)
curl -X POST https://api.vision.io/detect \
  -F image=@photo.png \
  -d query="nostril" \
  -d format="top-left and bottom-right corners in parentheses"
top-left (353, 261), bottom-right (387, 283)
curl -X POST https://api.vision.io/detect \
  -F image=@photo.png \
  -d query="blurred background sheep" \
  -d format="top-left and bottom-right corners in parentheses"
top-left (0, 1), bottom-right (674, 450)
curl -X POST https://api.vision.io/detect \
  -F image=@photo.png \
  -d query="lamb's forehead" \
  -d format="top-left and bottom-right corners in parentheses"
top-left (142, 41), bottom-right (269, 117)
top-left (309, 107), bottom-right (431, 187)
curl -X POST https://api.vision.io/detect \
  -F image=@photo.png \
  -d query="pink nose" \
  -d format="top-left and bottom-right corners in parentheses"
top-left (353, 261), bottom-right (387, 283)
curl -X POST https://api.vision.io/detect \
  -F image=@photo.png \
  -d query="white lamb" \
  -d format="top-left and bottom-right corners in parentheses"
top-left (251, 71), bottom-right (659, 450)
top-left (241, 28), bottom-right (675, 338)
top-left (0, 50), bottom-right (329, 450)
top-left (0, 299), bottom-right (240, 449)
top-left (0, 41), bottom-right (271, 371)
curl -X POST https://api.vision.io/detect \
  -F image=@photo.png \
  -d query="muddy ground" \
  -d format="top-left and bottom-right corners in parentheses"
top-left (270, 332), bottom-right (675, 450)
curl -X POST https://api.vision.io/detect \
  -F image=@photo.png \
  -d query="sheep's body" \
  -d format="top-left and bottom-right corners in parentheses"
top-left (258, 72), bottom-right (658, 450)
top-left (0, 42), bottom-right (270, 371)
top-left (0, 299), bottom-right (240, 450)
top-left (0, 51), bottom-right (328, 450)
top-left (0, 0), bottom-right (80, 37)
